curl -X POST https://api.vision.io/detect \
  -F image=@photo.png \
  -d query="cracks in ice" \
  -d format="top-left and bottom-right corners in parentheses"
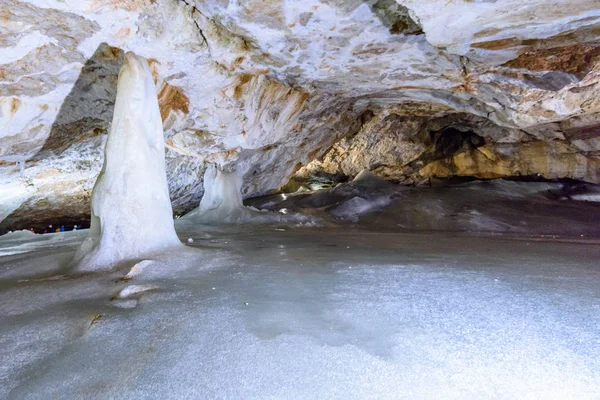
top-left (180, 0), bottom-right (212, 55)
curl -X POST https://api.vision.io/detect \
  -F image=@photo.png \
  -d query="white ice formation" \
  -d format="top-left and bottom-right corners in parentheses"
top-left (72, 52), bottom-right (181, 270)
top-left (182, 164), bottom-right (317, 225)
top-left (183, 164), bottom-right (257, 224)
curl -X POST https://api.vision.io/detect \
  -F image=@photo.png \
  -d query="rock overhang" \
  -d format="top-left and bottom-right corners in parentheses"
top-left (1, 0), bottom-right (600, 231)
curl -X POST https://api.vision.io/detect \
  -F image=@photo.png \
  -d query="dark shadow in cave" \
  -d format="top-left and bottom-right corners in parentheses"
top-left (35, 43), bottom-right (124, 158)
top-left (0, 44), bottom-right (124, 234)
top-left (429, 127), bottom-right (485, 159)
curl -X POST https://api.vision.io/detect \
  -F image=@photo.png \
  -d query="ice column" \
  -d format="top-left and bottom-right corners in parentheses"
top-left (199, 165), bottom-right (244, 214)
top-left (187, 164), bottom-right (248, 222)
top-left (72, 52), bottom-right (181, 270)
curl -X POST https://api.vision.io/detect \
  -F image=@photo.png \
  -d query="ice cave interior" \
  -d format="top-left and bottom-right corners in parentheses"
top-left (1, 0), bottom-right (600, 398)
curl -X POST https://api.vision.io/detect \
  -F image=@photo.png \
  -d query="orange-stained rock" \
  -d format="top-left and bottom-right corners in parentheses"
top-left (158, 83), bottom-right (190, 122)
top-left (2, 0), bottom-right (600, 231)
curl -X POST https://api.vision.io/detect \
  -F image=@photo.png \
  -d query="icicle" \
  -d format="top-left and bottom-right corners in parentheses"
top-left (18, 160), bottom-right (25, 179)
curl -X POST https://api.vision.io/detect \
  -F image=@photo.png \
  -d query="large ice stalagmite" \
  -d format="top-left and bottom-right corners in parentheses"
top-left (72, 52), bottom-right (181, 270)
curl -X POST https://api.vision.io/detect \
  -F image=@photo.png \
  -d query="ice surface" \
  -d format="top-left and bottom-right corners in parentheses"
top-left (0, 225), bottom-right (599, 399)
top-left (0, 229), bottom-right (88, 258)
top-left (0, 179), bottom-right (30, 223)
top-left (126, 260), bottom-right (155, 278)
top-left (182, 164), bottom-right (318, 225)
top-left (0, 230), bottom-right (35, 240)
top-left (118, 284), bottom-right (158, 299)
top-left (72, 52), bottom-right (181, 270)
top-left (250, 179), bottom-right (600, 238)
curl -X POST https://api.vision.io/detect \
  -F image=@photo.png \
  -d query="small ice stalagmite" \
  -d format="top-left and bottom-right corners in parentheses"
top-left (183, 164), bottom-right (254, 223)
top-left (181, 164), bottom-right (319, 225)
top-left (72, 52), bottom-right (181, 270)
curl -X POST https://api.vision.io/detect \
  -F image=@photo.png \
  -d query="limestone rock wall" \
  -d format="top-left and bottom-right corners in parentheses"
top-left (297, 112), bottom-right (600, 185)
top-left (1, 0), bottom-right (600, 230)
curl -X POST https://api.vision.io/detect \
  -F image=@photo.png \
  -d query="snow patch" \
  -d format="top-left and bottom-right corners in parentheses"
top-left (126, 260), bottom-right (155, 278)
top-left (118, 284), bottom-right (159, 299)
top-left (111, 299), bottom-right (139, 309)
top-left (0, 229), bottom-right (36, 240)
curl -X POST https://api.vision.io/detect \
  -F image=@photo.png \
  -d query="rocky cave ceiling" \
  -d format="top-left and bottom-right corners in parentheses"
top-left (1, 0), bottom-right (600, 230)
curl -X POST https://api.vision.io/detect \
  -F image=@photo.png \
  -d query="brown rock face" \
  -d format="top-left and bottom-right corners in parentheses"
top-left (298, 112), bottom-right (600, 186)
top-left (158, 83), bottom-right (190, 122)
top-left (503, 43), bottom-right (600, 78)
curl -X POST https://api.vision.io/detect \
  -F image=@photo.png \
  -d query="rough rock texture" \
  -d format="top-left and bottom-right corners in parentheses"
top-left (1, 0), bottom-right (600, 229)
top-left (297, 112), bottom-right (600, 185)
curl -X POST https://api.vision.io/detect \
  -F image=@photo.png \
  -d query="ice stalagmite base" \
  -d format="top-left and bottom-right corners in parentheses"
top-left (72, 52), bottom-right (181, 270)
top-left (183, 164), bottom-right (254, 224)
top-left (181, 164), bottom-right (318, 225)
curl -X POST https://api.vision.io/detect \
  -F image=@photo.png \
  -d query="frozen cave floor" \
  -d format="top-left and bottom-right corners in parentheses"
top-left (2, 183), bottom-right (600, 399)
top-left (249, 178), bottom-right (600, 239)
